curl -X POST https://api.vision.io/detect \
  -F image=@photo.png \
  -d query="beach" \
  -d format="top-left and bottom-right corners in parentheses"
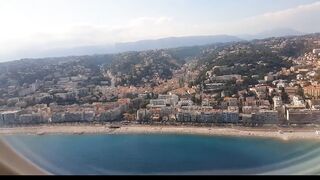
top-left (1, 124), bottom-right (320, 141)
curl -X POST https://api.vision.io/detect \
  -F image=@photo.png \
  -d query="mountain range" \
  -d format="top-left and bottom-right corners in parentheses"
top-left (36, 28), bottom-right (306, 58)
top-left (1, 28), bottom-right (307, 62)
top-left (32, 35), bottom-right (241, 59)
top-left (239, 28), bottom-right (304, 40)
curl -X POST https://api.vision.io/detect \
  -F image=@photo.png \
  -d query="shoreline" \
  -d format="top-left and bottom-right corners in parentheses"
top-left (1, 124), bottom-right (320, 141)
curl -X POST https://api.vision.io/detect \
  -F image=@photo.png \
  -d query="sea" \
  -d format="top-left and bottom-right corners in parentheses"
top-left (4, 134), bottom-right (320, 175)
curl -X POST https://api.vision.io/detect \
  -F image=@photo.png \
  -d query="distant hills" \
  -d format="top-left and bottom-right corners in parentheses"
top-left (239, 28), bottom-right (304, 40)
top-left (112, 35), bottom-right (242, 52)
top-left (9, 35), bottom-right (242, 60)
top-left (33, 29), bottom-right (305, 58)
top-left (0, 29), bottom-right (308, 62)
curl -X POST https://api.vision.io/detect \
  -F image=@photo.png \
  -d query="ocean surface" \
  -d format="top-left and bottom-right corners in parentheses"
top-left (4, 134), bottom-right (320, 175)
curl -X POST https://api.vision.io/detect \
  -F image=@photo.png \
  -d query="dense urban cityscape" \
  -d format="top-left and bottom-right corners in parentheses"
top-left (1, 34), bottom-right (320, 128)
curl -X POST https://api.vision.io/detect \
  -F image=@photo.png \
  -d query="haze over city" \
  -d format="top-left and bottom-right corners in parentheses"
top-left (1, 0), bottom-right (320, 61)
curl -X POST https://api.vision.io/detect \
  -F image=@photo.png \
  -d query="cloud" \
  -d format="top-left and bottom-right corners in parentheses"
top-left (129, 17), bottom-right (173, 26)
top-left (177, 1), bottom-right (320, 36)
top-left (109, 16), bottom-right (177, 41)
top-left (55, 16), bottom-right (176, 45)
top-left (0, 16), bottom-right (178, 60)
top-left (229, 1), bottom-right (320, 34)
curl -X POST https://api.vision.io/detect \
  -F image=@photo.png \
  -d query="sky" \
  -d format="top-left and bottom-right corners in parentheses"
top-left (1, 0), bottom-right (320, 61)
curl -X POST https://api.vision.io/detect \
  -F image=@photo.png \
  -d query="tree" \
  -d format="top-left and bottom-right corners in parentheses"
top-left (280, 88), bottom-right (290, 104)
top-left (297, 86), bottom-right (305, 99)
top-left (213, 68), bottom-right (222, 76)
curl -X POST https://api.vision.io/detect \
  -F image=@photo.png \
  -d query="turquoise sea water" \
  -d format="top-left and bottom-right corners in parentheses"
top-left (4, 134), bottom-right (320, 175)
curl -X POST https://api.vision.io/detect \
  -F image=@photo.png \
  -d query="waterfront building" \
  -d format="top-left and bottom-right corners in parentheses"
top-left (176, 111), bottom-right (192, 122)
top-left (160, 107), bottom-right (175, 119)
top-left (64, 112), bottom-right (84, 122)
top-left (221, 111), bottom-right (239, 124)
top-left (241, 114), bottom-right (253, 126)
top-left (176, 110), bottom-right (226, 124)
top-left (0, 110), bottom-right (21, 125)
top-left (83, 111), bottom-right (95, 122)
top-left (286, 109), bottom-right (320, 124)
top-left (51, 112), bottom-right (65, 123)
top-left (99, 108), bottom-right (122, 122)
top-left (136, 109), bottom-right (151, 122)
top-left (19, 114), bottom-right (44, 124)
top-left (251, 110), bottom-right (279, 126)
top-left (176, 109), bottom-right (240, 124)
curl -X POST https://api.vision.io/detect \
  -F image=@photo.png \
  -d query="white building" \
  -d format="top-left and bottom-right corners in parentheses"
top-left (296, 74), bottom-right (304, 80)
top-left (264, 75), bottom-right (274, 82)
top-left (158, 94), bottom-right (179, 106)
top-left (292, 96), bottom-right (305, 107)
top-left (273, 96), bottom-right (283, 109)
top-left (277, 81), bottom-right (287, 89)
top-left (149, 99), bottom-right (167, 107)
top-left (178, 100), bottom-right (194, 107)
top-left (313, 49), bottom-right (320, 55)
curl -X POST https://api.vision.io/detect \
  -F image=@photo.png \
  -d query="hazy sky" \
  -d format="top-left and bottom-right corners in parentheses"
top-left (1, 0), bottom-right (320, 61)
